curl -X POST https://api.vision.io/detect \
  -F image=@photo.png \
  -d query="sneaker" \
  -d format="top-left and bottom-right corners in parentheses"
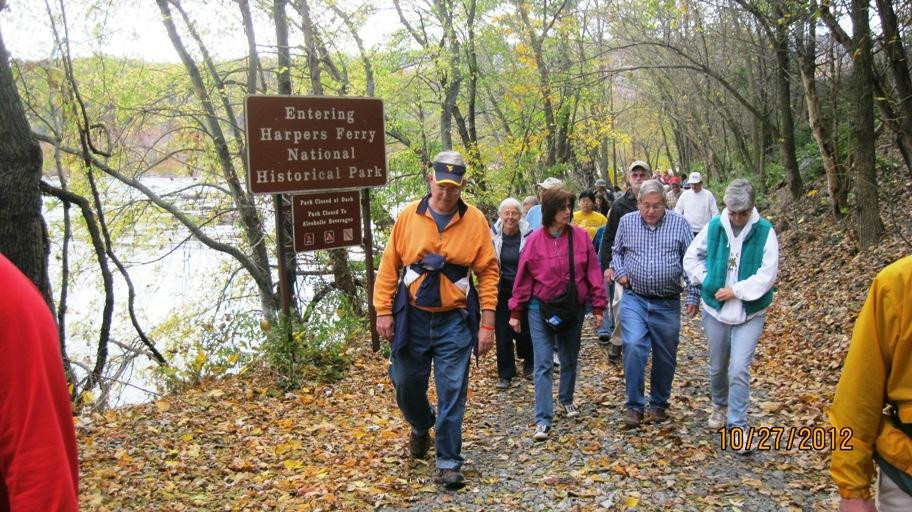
top-left (532, 424), bottom-right (551, 441)
top-left (608, 344), bottom-right (622, 362)
top-left (597, 334), bottom-right (611, 346)
top-left (553, 353), bottom-right (560, 368)
top-left (645, 408), bottom-right (668, 423)
top-left (408, 430), bottom-right (431, 459)
top-left (707, 407), bottom-right (726, 429)
top-left (495, 378), bottom-right (511, 390)
top-left (623, 408), bottom-right (643, 427)
top-left (728, 426), bottom-right (755, 456)
top-left (562, 403), bottom-right (580, 418)
top-left (436, 468), bottom-right (466, 489)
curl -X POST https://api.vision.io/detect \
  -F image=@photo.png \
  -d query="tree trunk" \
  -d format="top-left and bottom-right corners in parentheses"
top-left (874, 0), bottom-right (912, 185)
top-left (157, 0), bottom-right (276, 314)
top-left (820, 3), bottom-right (912, 180)
top-left (517, 1), bottom-right (558, 167)
top-left (773, 19), bottom-right (802, 199)
top-left (299, 0), bottom-right (364, 317)
top-left (796, 13), bottom-right (848, 216)
top-left (850, 0), bottom-right (884, 248)
top-left (0, 27), bottom-right (53, 308)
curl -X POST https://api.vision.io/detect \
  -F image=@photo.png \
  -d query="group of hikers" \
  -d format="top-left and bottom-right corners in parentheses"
top-left (0, 147), bottom-right (908, 509)
top-left (373, 151), bottom-right (779, 489)
top-left (372, 150), bottom-right (912, 512)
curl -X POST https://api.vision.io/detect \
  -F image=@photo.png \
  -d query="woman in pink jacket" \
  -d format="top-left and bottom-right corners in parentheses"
top-left (509, 187), bottom-right (607, 441)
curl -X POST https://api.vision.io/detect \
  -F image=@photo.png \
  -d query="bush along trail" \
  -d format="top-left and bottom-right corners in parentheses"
top-left (78, 176), bottom-right (911, 511)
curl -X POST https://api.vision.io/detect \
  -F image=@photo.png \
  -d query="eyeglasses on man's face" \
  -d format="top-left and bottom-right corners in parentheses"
top-left (638, 201), bottom-right (665, 212)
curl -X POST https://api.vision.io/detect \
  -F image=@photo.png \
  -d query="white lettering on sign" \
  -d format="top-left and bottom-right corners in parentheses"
top-left (259, 127), bottom-right (327, 143)
top-left (254, 167), bottom-right (343, 184)
top-left (284, 106), bottom-right (356, 124)
top-left (347, 165), bottom-right (384, 179)
top-left (287, 146), bottom-right (356, 162)
top-left (335, 127), bottom-right (376, 143)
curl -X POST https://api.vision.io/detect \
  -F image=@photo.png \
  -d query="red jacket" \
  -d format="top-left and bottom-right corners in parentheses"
top-left (0, 254), bottom-right (79, 511)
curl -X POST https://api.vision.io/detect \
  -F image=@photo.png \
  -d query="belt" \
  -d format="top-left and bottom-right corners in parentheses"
top-left (633, 291), bottom-right (679, 301)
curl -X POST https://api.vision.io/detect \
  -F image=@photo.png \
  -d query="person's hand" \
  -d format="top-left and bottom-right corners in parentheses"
top-left (617, 275), bottom-right (629, 288)
top-left (477, 326), bottom-right (495, 356)
top-left (838, 498), bottom-right (876, 512)
top-left (604, 268), bottom-right (614, 282)
top-left (508, 318), bottom-right (521, 333)
top-left (377, 315), bottom-right (394, 340)
top-left (685, 304), bottom-right (699, 317)
top-left (714, 287), bottom-right (735, 301)
top-left (592, 313), bottom-right (603, 330)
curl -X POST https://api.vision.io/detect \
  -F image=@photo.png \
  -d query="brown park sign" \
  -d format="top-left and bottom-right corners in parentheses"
top-left (291, 191), bottom-right (362, 252)
top-left (246, 95), bottom-right (387, 194)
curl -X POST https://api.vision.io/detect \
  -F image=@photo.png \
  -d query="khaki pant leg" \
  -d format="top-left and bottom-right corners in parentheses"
top-left (611, 282), bottom-right (624, 345)
top-left (876, 468), bottom-right (912, 512)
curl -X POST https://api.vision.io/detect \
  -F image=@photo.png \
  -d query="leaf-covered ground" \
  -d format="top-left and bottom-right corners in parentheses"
top-left (79, 173), bottom-right (911, 511)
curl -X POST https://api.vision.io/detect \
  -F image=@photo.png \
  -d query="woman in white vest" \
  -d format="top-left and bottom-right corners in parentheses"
top-left (683, 179), bottom-right (779, 448)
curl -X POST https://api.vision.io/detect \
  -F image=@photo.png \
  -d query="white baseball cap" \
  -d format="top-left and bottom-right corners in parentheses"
top-left (537, 177), bottom-right (564, 190)
top-left (689, 171), bottom-right (703, 183)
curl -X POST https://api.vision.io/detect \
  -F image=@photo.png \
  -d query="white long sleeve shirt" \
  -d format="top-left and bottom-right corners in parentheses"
top-left (683, 208), bottom-right (779, 324)
top-left (674, 188), bottom-right (719, 233)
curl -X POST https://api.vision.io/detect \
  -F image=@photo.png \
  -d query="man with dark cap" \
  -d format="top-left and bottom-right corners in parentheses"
top-left (597, 161), bottom-right (651, 360)
top-left (374, 151), bottom-right (499, 490)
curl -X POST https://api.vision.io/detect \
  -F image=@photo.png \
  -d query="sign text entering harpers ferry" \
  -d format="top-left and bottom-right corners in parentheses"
top-left (245, 96), bottom-right (387, 194)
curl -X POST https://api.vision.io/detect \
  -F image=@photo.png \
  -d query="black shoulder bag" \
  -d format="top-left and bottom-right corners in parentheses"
top-left (538, 228), bottom-right (579, 332)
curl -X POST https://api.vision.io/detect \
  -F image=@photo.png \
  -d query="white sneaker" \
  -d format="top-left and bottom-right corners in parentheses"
top-left (707, 407), bottom-right (726, 429)
top-left (562, 403), bottom-right (580, 418)
top-left (532, 424), bottom-right (551, 441)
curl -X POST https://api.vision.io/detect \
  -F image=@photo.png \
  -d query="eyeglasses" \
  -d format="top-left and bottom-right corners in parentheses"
top-left (638, 201), bottom-right (665, 212)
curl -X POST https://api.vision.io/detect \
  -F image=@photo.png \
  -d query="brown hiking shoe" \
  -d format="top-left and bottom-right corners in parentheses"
top-left (436, 468), bottom-right (466, 490)
top-left (608, 344), bottom-right (622, 362)
top-left (646, 408), bottom-right (668, 423)
top-left (623, 408), bottom-right (643, 427)
top-left (408, 430), bottom-right (431, 458)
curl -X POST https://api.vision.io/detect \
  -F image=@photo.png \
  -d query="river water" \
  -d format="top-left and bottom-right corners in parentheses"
top-left (43, 176), bottom-right (286, 406)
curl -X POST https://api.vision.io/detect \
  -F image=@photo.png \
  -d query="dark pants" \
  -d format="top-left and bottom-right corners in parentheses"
top-left (494, 279), bottom-right (532, 380)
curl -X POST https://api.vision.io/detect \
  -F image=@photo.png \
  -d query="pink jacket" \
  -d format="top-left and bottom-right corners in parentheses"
top-left (508, 225), bottom-right (607, 318)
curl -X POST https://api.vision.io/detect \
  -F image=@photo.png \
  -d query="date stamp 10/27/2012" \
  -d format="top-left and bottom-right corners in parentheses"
top-left (718, 426), bottom-right (855, 451)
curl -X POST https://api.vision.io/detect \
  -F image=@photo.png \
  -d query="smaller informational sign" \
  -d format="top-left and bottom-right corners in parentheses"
top-left (291, 191), bottom-right (362, 252)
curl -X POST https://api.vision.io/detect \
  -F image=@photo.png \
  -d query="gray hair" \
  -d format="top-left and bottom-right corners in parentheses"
top-left (498, 197), bottom-right (523, 215)
top-left (637, 179), bottom-right (665, 201)
top-left (522, 195), bottom-right (539, 207)
top-left (724, 179), bottom-right (755, 211)
top-left (433, 150), bottom-right (466, 167)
